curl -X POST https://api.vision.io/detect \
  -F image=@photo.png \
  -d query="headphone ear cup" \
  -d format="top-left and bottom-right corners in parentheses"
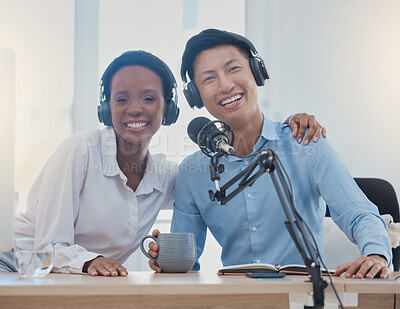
top-left (249, 57), bottom-right (267, 87)
top-left (97, 100), bottom-right (113, 127)
top-left (163, 98), bottom-right (180, 126)
top-left (183, 81), bottom-right (204, 109)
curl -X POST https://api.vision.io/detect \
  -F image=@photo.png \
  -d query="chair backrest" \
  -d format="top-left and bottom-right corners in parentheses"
top-left (325, 177), bottom-right (400, 271)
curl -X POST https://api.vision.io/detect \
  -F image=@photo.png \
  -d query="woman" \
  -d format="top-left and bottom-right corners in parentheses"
top-left (0, 50), bottom-right (324, 276)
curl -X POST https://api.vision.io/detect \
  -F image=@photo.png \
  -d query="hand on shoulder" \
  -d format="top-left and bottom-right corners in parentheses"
top-left (285, 113), bottom-right (327, 145)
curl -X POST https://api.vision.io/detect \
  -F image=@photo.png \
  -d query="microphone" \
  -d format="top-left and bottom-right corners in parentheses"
top-left (187, 117), bottom-right (236, 155)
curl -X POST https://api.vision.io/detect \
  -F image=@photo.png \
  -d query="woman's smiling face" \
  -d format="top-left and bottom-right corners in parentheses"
top-left (110, 65), bottom-right (165, 148)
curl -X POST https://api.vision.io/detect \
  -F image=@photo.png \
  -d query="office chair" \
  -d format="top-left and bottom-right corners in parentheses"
top-left (325, 177), bottom-right (400, 271)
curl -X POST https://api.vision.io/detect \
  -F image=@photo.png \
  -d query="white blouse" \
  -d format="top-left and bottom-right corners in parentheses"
top-left (14, 127), bottom-right (178, 273)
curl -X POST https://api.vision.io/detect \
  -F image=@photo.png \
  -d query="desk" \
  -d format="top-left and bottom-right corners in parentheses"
top-left (0, 271), bottom-right (399, 309)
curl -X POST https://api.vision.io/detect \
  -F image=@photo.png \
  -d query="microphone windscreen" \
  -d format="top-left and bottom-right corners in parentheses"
top-left (187, 116), bottom-right (212, 145)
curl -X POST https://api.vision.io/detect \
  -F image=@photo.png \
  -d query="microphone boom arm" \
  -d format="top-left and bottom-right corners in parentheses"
top-left (209, 151), bottom-right (274, 204)
top-left (209, 149), bottom-right (327, 309)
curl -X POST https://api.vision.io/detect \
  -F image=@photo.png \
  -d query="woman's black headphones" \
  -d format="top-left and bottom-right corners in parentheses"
top-left (98, 52), bottom-right (179, 127)
top-left (181, 30), bottom-right (269, 109)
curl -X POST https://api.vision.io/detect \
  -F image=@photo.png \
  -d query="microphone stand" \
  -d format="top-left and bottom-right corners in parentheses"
top-left (208, 149), bottom-right (328, 309)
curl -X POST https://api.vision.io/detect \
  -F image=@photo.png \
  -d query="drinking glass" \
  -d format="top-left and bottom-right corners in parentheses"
top-left (14, 238), bottom-right (54, 278)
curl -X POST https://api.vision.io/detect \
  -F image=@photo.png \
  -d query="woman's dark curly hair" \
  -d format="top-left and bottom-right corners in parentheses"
top-left (100, 50), bottom-right (174, 104)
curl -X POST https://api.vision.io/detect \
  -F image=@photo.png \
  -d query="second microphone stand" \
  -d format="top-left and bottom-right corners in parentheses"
top-left (208, 149), bottom-right (328, 309)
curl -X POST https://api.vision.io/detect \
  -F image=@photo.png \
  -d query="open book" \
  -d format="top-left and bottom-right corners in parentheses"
top-left (217, 263), bottom-right (335, 276)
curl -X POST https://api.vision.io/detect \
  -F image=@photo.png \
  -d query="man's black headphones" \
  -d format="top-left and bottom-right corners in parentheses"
top-left (98, 58), bottom-right (179, 127)
top-left (181, 31), bottom-right (269, 109)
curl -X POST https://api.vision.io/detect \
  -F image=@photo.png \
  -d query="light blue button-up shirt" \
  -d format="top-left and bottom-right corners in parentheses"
top-left (171, 117), bottom-right (392, 270)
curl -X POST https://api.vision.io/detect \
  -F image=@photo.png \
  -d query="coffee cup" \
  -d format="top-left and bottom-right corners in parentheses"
top-left (140, 233), bottom-right (196, 273)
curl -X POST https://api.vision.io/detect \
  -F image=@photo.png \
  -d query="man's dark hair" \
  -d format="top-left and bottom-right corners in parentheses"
top-left (180, 29), bottom-right (253, 83)
top-left (101, 50), bottom-right (174, 103)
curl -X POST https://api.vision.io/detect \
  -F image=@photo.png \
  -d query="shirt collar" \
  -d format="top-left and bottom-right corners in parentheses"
top-left (259, 114), bottom-right (280, 142)
top-left (224, 114), bottom-right (280, 163)
top-left (137, 153), bottom-right (165, 195)
top-left (100, 127), bottom-right (164, 194)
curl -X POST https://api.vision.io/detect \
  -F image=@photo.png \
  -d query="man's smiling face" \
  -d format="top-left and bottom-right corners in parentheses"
top-left (193, 44), bottom-right (260, 127)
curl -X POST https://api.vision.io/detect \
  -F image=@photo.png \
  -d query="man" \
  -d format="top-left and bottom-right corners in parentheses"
top-left (149, 29), bottom-right (391, 279)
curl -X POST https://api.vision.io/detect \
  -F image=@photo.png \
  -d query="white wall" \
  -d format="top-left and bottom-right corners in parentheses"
top-left (0, 49), bottom-right (16, 251)
top-left (0, 0), bottom-right (74, 210)
top-left (247, 0), bottom-right (400, 196)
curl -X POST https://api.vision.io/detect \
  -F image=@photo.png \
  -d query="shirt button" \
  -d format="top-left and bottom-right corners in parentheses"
top-left (247, 193), bottom-right (252, 198)
top-left (256, 259), bottom-right (261, 264)
top-left (244, 160), bottom-right (248, 165)
top-left (252, 226), bottom-right (257, 231)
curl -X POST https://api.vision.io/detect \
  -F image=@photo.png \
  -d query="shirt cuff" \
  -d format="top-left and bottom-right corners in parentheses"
top-left (363, 244), bottom-right (392, 267)
top-left (53, 249), bottom-right (101, 274)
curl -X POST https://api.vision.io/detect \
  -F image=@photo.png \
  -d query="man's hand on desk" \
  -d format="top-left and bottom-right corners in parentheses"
top-left (83, 256), bottom-right (128, 277)
top-left (333, 254), bottom-right (391, 279)
top-left (147, 229), bottom-right (162, 273)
